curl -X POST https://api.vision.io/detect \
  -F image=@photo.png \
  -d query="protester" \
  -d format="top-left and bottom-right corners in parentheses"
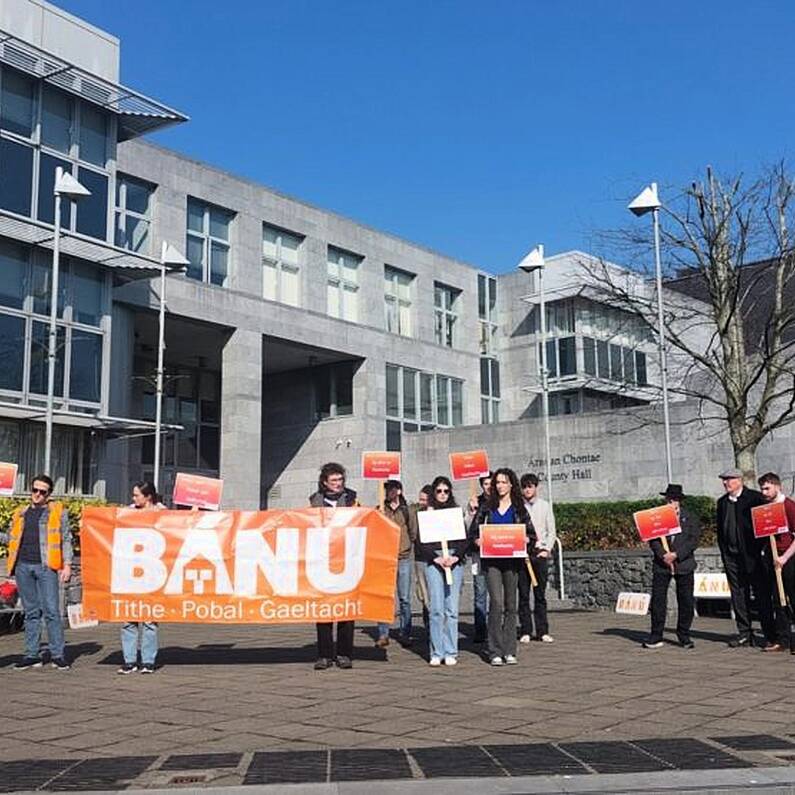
top-left (642, 484), bottom-right (702, 649)
top-left (309, 462), bottom-right (359, 669)
top-left (470, 468), bottom-right (536, 666)
top-left (418, 476), bottom-right (468, 666)
top-left (0, 474), bottom-right (72, 670)
top-left (758, 472), bottom-right (795, 653)
top-left (716, 467), bottom-right (775, 648)
top-left (118, 481), bottom-right (164, 674)
top-left (410, 485), bottom-right (432, 634)
top-left (466, 472), bottom-right (492, 644)
top-left (375, 480), bottom-right (416, 647)
top-left (519, 473), bottom-right (557, 644)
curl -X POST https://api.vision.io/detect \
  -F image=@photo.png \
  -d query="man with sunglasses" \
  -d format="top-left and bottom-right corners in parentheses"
top-left (0, 474), bottom-right (73, 670)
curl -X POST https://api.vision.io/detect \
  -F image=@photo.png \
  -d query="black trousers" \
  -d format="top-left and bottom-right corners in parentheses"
top-left (772, 557), bottom-right (795, 647)
top-left (485, 564), bottom-right (519, 658)
top-left (518, 556), bottom-right (549, 638)
top-left (722, 552), bottom-right (776, 643)
top-left (316, 621), bottom-right (354, 659)
top-left (649, 565), bottom-right (694, 643)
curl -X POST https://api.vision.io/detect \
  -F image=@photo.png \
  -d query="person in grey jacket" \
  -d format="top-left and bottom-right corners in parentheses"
top-left (0, 474), bottom-right (72, 670)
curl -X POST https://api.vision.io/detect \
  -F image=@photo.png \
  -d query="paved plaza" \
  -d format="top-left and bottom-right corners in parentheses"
top-left (3, 608), bottom-right (795, 791)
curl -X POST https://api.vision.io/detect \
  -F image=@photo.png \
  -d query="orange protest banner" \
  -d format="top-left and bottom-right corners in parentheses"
top-left (80, 507), bottom-right (400, 624)
top-left (449, 450), bottom-right (490, 480)
top-left (362, 451), bottom-right (401, 480)
top-left (751, 502), bottom-right (789, 538)
top-left (0, 461), bottom-right (17, 496)
top-left (479, 524), bottom-right (528, 558)
top-left (173, 472), bottom-right (224, 510)
top-left (633, 504), bottom-right (682, 542)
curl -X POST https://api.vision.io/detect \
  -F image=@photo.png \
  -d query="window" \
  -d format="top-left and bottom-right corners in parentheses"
top-left (636, 351), bottom-right (648, 386)
top-left (550, 390), bottom-right (581, 417)
top-left (480, 357), bottom-right (500, 423)
top-left (0, 240), bottom-right (107, 410)
top-left (385, 364), bottom-right (463, 449)
top-left (186, 198), bottom-right (233, 286)
top-left (263, 223), bottom-right (302, 306)
top-left (384, 266), bottom-right (414, 336)
top-left (434, 283), bottom-right (459, 347)
top-left (0, 70), bottom-right (113, 242)
top-left (559, 336), bottom-right (576, 376)
top-left (583, 337), bottom-right (596, 376)
top-left (478, 274), bottom-right (498, 354)
top-left (327, 246), bottom-right (361, 321)
top-left (609, 344), bottom-right (623, 381)
top-left (115, 175), bottom-right (153, 253)
top-left (314, 361), bottom-right (355, 419)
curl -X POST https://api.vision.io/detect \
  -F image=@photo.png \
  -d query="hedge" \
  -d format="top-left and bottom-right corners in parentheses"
top-left (0, 496), bottom-right (106, 557)
top-left (556, 496), bottom-right (717, 551)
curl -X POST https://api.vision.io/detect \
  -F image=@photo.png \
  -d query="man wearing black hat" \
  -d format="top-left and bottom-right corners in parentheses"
top-left (716, 468), bottom-right (774, 648)
top-left (643, 484), bottom-right (702, 649)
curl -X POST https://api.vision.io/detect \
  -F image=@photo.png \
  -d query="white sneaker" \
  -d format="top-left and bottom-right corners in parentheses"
top-left (540, 634), bottom-right (555, 643)
top-left (490, 656), bottom-right (503, 666)
top-left (519, 634), bottom-right (531, 644)
top-left (429, 656), bottom-right (442, 667)
top-left (504, 654), bottom-right (518, 665)
top-left (444, 656), bottom-right (457, 666)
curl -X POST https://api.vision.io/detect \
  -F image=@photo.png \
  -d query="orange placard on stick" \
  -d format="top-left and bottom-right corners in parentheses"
top-left (0, 462), bottom-right (17, 496)
top-left (80, 506), bottom-right (400, 624)
top-left (173, 473), bottom-right (224, 511)
top-left (362, 451), bottom-right (401, 480)
top-left (633, 504), bottom-right (682, 542)
top-left (751, 502), bottom-right (790, 538)
top-left (449, 450), bottom-right (490, 481)
top-left (480, 524), bottom-right (528, 559)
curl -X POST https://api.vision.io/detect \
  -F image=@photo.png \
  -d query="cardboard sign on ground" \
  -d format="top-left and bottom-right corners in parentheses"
top-left (173, 473), bottom-right (224, 511)
top-left (633, 504), bottom-right (682, 542)
top-left (615, 592), bottom-right (651, 615)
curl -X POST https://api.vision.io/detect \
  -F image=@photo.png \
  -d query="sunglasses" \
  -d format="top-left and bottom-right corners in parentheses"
top-left (435, 488), bottom-right (450, 494)
top-left (31, 487), bottom-right (50, 496)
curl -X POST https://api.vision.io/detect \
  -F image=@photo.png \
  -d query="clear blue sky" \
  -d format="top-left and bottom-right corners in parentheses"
top-left (58, 0), bottom-right (794, 273)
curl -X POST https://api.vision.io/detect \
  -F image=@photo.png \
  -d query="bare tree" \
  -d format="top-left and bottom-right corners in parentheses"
top-left (582, 164), bottom-right (795, 481)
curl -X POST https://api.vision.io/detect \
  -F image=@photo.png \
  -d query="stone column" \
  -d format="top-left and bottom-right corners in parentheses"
top-left (220, 328), bottom-right (263, 509)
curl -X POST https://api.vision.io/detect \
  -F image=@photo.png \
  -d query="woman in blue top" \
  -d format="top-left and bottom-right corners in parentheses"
top-left (469, 468), bottom-right (536, 666)
top-left (417, 476), bottom-right (468, 667)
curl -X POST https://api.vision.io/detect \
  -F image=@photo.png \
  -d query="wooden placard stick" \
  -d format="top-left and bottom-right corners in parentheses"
top-left (469, 479), bottom-right (478, 500)
top-left (377, 480), bottom-right (385, 510)
top-left (770, 535), bottom-right (787, 607)
top-left (525, 557), bottom-right (538, 588)
top-left (661, 536), bottom-right (675, 574)
top-left (440, 539), bottom-right (453, 585)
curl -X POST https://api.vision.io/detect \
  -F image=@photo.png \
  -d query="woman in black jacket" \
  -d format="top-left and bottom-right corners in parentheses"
top-left (469, 467), bottom-right (536, 666)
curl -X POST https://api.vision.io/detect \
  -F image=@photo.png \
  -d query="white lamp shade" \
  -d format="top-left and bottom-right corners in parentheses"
top-left (518, 244), bottom-right (545, 272)
top-left (628, 183), bottom-right (661, 216)
top-left (160, 241), bottom-right (190, 268)
top-left (54, 169), bottom-right (91, 198)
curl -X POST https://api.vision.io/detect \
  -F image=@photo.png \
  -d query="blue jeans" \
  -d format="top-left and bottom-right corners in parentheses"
top-left (378, 558), bottom-right (414, 638)
top-left (425, 562), bottom-right (464, 659)
top-left (121, 622), bottom-right (159, 665)
top-left (14, 561), bottom-right (65, 660)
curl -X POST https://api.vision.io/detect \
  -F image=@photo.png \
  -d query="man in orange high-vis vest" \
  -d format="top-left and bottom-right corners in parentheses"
top-left (0, 474), bottom-right (72, 670)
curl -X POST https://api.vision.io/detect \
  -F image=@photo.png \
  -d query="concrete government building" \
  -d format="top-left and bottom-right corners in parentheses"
top-left (4, 1), bottom-right (790, 508)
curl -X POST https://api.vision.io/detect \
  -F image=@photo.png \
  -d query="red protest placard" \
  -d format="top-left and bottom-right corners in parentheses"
top-left (362, 451), bottom-right (401, 480)
top-left (449, 450), bottom-right (490, 480)
top-left (173, 473), bottom-right (224, 511)
top-left (479, 524), bottom-right (528, 558)
top-left (633, 504), bottom-right (682, 542)
top-left (751, 501), bottom-right (790, 538)
top-left (0, 462), bottom-right (17, 496)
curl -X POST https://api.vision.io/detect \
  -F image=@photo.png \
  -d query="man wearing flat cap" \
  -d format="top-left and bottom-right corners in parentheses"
top-left (643, 484), bottom-right (702, 649)
top-left (716, 467), bottom-right (774, 648)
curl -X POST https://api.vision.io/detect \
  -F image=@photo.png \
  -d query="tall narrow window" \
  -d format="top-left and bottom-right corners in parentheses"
top-left (327, 246), bottom-right (361, 321)
top-left (434, 283), bottom-right (459, 347)
top-left (480, 357), bottom-right (500, 423)
top-left (262, 223), bottom-right (302, 306)
top-left (186, 198), bottom-right (233, 286)
top-left (478, 273), bottom-right (498, 354)
top-left (384, 266), bottom-right (414, 336)
top-left (115, 175), bottom-right (153, 254)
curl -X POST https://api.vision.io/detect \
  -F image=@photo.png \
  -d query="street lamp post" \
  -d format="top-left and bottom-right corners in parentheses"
top-left (44, 168), bottom-right (91, 475)
top-left (154, 242), bottom-right (190, 490)
top-left (518, 244), bottom-right (565, 599)
top-left (628, 182), bottom-right (673, 484)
